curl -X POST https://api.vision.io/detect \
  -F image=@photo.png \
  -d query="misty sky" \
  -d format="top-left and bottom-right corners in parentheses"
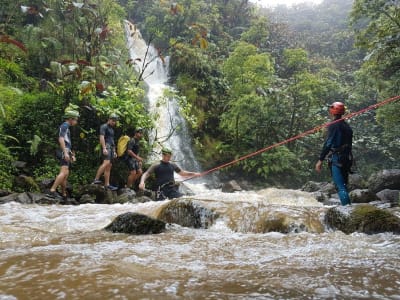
top-left (250, 0), bottom-right (323, 7)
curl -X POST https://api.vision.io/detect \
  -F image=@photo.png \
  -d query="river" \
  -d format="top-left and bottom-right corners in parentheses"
top-left (1, 186), bottom-right (399, 299)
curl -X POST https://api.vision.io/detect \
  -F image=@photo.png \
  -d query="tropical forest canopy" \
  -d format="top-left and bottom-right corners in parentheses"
top-left (0, 0), bottom-right (399, 190)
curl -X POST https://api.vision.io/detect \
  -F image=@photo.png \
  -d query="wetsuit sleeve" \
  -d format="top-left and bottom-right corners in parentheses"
top-left (319, 125), bottom-right (339, 161)
top-left (172, 163), bottom-right (182, 173)
top-left (99, 124), bottom-right (106, 136)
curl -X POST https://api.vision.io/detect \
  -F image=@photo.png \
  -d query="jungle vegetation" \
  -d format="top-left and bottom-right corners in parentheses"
top-left (0, 0), bottom-right (398, 190)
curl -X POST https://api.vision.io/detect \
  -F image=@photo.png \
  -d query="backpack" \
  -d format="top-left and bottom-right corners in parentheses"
top-left (117, 135), bottom-right (130, 157)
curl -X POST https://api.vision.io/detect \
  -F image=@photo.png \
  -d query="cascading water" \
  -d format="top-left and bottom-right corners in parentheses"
top-left (124, 20), bottom-right (200, 172)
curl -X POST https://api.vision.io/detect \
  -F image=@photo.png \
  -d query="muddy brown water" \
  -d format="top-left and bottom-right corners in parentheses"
top-left (1, 187), bottom-right (399, 299)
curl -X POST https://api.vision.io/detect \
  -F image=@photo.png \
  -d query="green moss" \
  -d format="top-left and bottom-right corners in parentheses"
top-left (351, 205), bottom-right (400, 234)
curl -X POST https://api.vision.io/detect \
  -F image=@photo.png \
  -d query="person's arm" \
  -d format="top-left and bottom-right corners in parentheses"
top-left (315, 125), bottom-right (338, 172)
top-left (58, 136), bottom-right (70, 162)
top-left (139, 164), bottom-right (156, 190)
top-left (127, 149), bottom-right (143, 161)
top-left (99, 135), bottom-right (108, 155)
top-left (178, 170), bottom-right (201, 177)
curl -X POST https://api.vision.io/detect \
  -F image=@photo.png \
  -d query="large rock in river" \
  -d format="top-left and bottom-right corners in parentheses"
top-left (368, 169), bottom-right (400, 193)
top-left (325, 204), bottom-right (400, 234)
top-left (104, 212), bottom-right (166, 235)
top-left (349, 189), bottom-right (377, 203)
top-left (156, 199), bottom-right (218, 229)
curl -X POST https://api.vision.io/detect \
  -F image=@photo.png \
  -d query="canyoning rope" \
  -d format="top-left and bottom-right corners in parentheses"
top-left (183, 95), bottom-right (400, 182)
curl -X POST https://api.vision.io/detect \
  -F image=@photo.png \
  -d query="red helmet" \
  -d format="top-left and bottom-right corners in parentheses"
top-left (329, 102), bottom-right (345, 115)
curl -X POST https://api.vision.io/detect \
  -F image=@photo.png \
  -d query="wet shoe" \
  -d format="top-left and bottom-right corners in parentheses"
top-left (91, 179), bottom-right (102, 185)
top-left (46, 191), bottom-right (63, 200)
top-left (106, 185), bottom-right (118, 191)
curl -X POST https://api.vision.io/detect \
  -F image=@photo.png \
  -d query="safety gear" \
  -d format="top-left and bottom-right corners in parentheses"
top-left (135, 127), bottom-right (144, 133)
top-left (64, 110), bottom-right (80, 119)
top-left (161, 147), bottom-right (172, 155)
top-left (329, 102), bottom-right (345, 115)
top-left (117, 135), bottom-right (130, 157)
top-left (109, 113), bottom-right (119, 120)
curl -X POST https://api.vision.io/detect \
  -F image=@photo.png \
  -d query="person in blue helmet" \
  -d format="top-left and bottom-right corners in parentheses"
top-left (315, 102), bottom-right (353, 206)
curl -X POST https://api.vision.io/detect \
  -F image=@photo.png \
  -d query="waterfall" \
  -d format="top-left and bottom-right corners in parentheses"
top-left (124, 20), bottom-right (200, 173)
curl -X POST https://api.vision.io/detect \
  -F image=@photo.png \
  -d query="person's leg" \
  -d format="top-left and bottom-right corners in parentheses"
top-left (133, 168), bottom-right (143, 183)
top-left (104, 161), bottom-right (112, 186)
top-left (50, 166), bottom-right (69, 192)
top-left (127, 170), bottom-right (137, 188)
top-left (60, 168), bottom-right (70, 196)
top-left (331, 164), bottom-right (351, 206)
top-left (163, 185), bottom-right (183, 200)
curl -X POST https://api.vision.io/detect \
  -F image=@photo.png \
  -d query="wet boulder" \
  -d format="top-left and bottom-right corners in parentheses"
top-left (78, 194), bottom-right (96, 204)
top-left (116, 188), bottom-right (137, 204)
top-left (368, 169), bottom-right (400, 193)
top-left (221, 180), bottom-right (242, 193)
top-left (78, 184), bottom-right (117, 204)
top-left (347, 173), bottom-right (367, 190)
top-left (0, 189), bottom-right (11, 197)
top-left (156, 199), bottom-right (218, 229)
top-left (104, 212), bottom-right (166, 235)
top-left (0, 192), bottom-right (60, 205)
top-left (349, 189), bottom-right (377, 203)
top-left (325, 204), bottom-right (400, 234)
top-left (376, 189), bottom-right (399, 205)
top-left (302, 181), bottom-right (336, 196)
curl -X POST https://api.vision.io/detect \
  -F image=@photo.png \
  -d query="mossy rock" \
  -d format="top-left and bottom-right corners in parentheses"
top-left (156, 199), bottom-right (218, 229)
top-left (325, 204), bottom-right (400, 234)
top-left (104, 212), bottom-right (166, 235)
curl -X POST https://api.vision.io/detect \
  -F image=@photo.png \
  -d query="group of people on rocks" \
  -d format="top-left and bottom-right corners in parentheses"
top-left (48, 101), bottom-right (353, 206)
top-left (48, 113), bottom-right (200, 202)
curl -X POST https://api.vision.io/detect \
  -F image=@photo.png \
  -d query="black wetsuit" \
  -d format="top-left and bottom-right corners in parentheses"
top-left (146, 161), bottom-right (182, 200)
top-left (319, 118), bottom-right (353, 205)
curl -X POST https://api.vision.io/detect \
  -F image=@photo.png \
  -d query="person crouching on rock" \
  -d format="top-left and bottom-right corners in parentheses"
top-left (47, 110), bottom-right (79, 201)
top-left (139, 147), bottom-right (201, 201)
top-left (92, 113), bottom-right (119, 191)
top-left (315, 102), bottom-right (353, 206)
top-left (126, 128), bottom-right (144, 189)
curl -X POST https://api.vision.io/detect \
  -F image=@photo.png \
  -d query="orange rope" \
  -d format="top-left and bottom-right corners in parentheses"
top-left (184, 95), bottom-right (400, 182)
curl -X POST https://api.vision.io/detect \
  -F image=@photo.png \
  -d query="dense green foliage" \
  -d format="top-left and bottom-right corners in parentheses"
top-left (0, 0), bottom-right (399, 190)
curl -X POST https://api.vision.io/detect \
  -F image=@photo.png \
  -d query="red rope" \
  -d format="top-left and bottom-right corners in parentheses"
top-left (184, 95), bottom-right (400, 181)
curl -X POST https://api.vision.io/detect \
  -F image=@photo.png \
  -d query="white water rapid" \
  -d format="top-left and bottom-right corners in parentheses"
top-left (124, 20), bottom-right (200, 172)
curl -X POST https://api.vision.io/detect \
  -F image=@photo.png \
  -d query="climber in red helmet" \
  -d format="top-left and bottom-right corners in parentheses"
top-left (315, 102), bottom-right (353, 206)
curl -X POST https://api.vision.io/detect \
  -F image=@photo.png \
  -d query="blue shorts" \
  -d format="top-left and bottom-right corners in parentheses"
top-left (126, 157), bottom-right (141, 171)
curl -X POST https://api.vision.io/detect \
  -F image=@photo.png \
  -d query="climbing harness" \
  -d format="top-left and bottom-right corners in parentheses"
top-left (183, 95), bottom-right (400, 182)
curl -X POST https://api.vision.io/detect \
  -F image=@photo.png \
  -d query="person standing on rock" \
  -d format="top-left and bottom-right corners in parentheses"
top-left (47, 110), bottom-right (79, 201)
top-left (92, 114), bottom-right (119, 191)
top-left (125, 128), bottom-right (144, 189)
top-left (139, 148), bottom-right (201, 200)
top-left (315, 102), bottom-right (353, 206)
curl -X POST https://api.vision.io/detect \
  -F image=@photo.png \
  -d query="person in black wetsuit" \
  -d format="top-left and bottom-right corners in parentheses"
top-left (125, 128), bottom-right (144, 189)
top-left (92, 114), bottom-right (118, 191)
top-left (47, 110), bottom-right (79, 201)
top-left (138, 148), bottom-right (201, 200)
top-left (315, 102), bottom-right (353, 206)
